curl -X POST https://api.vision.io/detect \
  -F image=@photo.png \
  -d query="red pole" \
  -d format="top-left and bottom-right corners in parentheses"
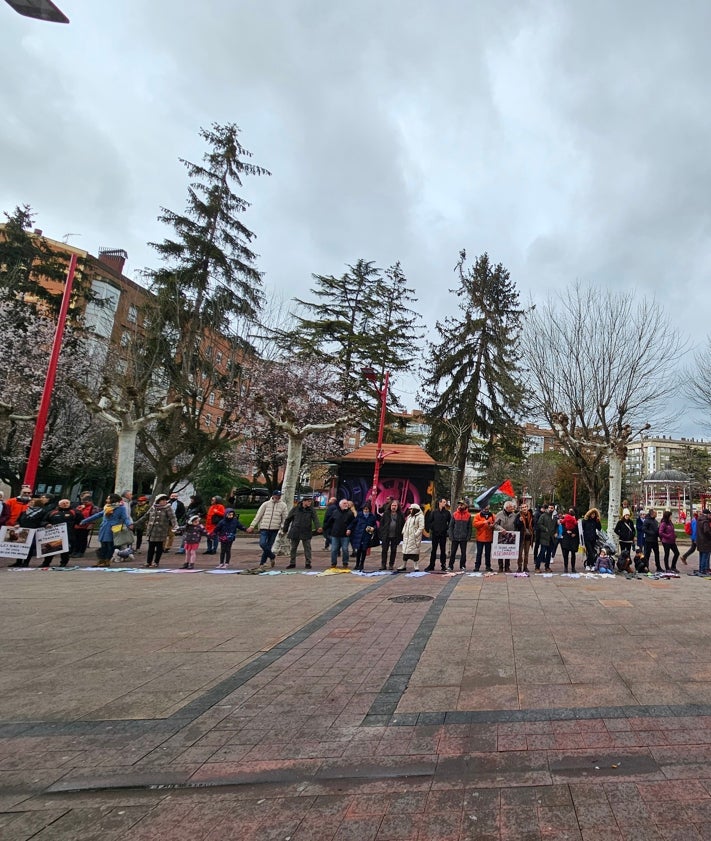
top-left (23, 253), bottom-right (78, 489)
top-left (370, 371), bottom-right (390, 504)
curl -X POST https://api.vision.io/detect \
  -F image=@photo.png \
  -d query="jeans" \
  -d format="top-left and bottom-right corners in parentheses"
top-left (259, 529), bottom-right (279, 565)
top-left (699, 550), bottom-right (710, 575)
top-left (536, 544), bottom-right (552, 570)
top-left (475, 541), bottom-right (492, 570)
top-left (330, 536), bottom-right (349, 566)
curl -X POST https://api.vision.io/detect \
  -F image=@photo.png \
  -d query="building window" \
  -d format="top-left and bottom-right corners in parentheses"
top-left (204, 346), bottom-right (213, 359)
top-left (120, 330), bottom-right (131, 348)
top-left (116, 358), bottom-right (128, 374)
top-left (204, 414), bottom-right (212, 427)
top-left (208, 392), bottom-right (215, 406)
top-left (215, 351), bottom-right (223, 365)
top-left (127, 304), bottom-right (138, 323)
top-left (348, 436), bottom-right (356, 446)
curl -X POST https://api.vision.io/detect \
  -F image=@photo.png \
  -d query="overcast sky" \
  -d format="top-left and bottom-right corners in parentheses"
top-left (2, 1), bottom-right (710, 434)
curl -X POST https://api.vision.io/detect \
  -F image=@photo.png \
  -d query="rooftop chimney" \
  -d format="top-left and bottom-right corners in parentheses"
top-left (98, 248), bottom-right (128, 275)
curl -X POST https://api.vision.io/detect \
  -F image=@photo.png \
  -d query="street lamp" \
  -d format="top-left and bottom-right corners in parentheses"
top-left (361, 366), bottom-right (391, 506)
top-left (4, 0), bottom-right (70, 23)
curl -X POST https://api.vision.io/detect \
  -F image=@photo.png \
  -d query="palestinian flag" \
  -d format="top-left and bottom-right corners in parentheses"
top-left (474, 480), bottom-right (516, 510)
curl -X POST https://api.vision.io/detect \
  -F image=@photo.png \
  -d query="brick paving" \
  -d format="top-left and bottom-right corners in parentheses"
top-left (1, 537), bottom-right (711, 838)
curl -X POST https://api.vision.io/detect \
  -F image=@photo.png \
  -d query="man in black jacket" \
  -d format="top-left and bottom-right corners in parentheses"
top-left (283, 497), bottom-right (321, 569)
top-left (329, 499), bottom-right (355, 568)
top-left (425, 499), bottom-right (451, 571)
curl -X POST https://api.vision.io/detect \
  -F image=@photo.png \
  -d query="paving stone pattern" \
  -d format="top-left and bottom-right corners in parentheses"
top-left (1, 541), bottom-right (711, 839)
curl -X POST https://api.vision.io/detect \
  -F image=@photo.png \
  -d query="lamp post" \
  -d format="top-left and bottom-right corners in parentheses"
top-left (23, 253), bottom-right (78, 489)
top-left (362, 367), bottom-right (390, 505)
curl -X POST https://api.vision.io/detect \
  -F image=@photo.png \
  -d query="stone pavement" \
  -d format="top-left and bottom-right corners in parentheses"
top-left (1, 537), bottom-right (711, 839)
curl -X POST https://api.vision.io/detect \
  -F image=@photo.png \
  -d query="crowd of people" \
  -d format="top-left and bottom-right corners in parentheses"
top-left (2, 484), bottom-right (709, 577)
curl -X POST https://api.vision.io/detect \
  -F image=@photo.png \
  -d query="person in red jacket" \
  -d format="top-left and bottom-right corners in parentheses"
top-left (472, 505), bottom-right (495, 571)
top-left (204, 495), bottom-right (225, 555)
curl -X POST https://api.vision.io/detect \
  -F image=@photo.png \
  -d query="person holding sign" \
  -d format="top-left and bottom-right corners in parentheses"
top-left (39, 499), bottom-right (76, 567)
top-left (493, 500), bottom-right (518, 573)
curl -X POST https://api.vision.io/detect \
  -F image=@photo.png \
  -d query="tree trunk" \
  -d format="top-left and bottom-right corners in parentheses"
top-left (451, 435), bottom-right (469, 502)
top-left (607, 450), bottom-right (623, 541)
top-left (115, 427), bottom-right (138, 495)
top-left (272, 434), bottom-right (304, 556)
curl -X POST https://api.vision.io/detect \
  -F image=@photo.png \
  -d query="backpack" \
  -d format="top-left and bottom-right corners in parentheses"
top-left (685, 521), bottom-right (692, 535)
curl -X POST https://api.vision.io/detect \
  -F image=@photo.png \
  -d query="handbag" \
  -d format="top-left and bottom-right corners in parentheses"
top-left (112, 525), bottom-right (133, 547)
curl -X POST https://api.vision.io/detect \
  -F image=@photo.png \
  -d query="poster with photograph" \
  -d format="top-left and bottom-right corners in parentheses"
top-left (35, 524), bottom-right (69, 558)
top-left (0, 526), bottom-right (36, 559)
top-left (492, 530), bottom-right (520, 559)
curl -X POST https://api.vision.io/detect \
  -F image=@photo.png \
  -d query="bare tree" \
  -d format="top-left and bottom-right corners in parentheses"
top-left (522, 283), bottom-right (680, 529)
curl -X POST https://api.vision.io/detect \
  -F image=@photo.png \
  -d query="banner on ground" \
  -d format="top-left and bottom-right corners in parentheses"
top-left (0, 526), bottom-right (36, 559)
top-left (492, 530), bottom-right (519, 559)
top-left (36, 523), bottom-right (69, 558)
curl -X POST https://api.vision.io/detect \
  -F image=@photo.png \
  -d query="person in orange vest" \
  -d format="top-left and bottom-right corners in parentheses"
top-left (5, 484), bottom-right (33, 526)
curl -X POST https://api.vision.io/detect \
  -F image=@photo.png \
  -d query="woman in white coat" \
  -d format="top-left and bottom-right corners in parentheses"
top-left (397, 503), bottom-right (425, 572)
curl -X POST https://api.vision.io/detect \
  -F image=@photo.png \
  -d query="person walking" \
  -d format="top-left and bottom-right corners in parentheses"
top-left (132, 494), bottom-right (178, 568)
top-left (659, 509), bottom-right (680, 571)
top-left (424, 498), bottom-right (451, 571)
top-left (379, 499), bottom-right (405, 570)
top-left (472, 504), bottom-right (495, 572)
top-left (350, 502), bottom-right (377, 572)
top-left (643, 508), bottom-right (662, 572)
top-left (681, 510), bottom-right (698, 565)
top-left (247, 490), bottom-right (288, 568)
top-left (448, 499), bottom-right (473, 570)
top-left (283, 497), bottom-right (321, 570)
top-left (213, 508), bottom-right (246, 568)
top-left (397, 503), bottom-right (425, 572)
top-left (614, 508), bottom-right (636, 557)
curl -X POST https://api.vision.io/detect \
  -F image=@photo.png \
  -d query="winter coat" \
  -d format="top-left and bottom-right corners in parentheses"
top-left (186, 501), bottom-right (205, 521)
top-left (5, 495), bottom-right (31, 526)
top-left (472, 510), bottom-right (495, 542)
top-left (448, 509), bottom-right (472, 542)
top-left (658, 519), bottom-right (677, 546)
top-left (205, 503), bottom-right (226, 535)
top-left (401, 507), bottom-right (425, 555)
top-left (18, 505), bottom-right (47, 529)
top-left (535, 511), bottom-right (556, 545)
top-left (170, 499), bottom-right (186, 524)
top-left (425, 507), bottom-right (451, 537)
top-left (131, 501), bottom-right (151, 525)
top-left (643, 515), bottom-right (660, 543)
top-left (493, 508), bottom-right (517, 532)
top-left (379, 509), bottom-right (405, 542)
top-left (614, 518), bottom-right (636, 544)
top-left (560, 517), bottom-right (580, 552)
top-left (514, 509), bottom-right (534, 541)
top-left (133, 504), bottom-right (178, 542)
top-left (582, 517), bottom-right (601, 545)
top-left (250, 499), bottom-right (288, 531)
top-left (213, 510), bottom-right (246, 543)
top-left (283, 503), bottom-right (320, 540)
top-left (350, 511), bottom-right (378, 550)
top-left (182, 523), bottom-right (207, 546)
top-left (690, 517), bottom-right (698, 542)
top-left (322, 502), bottom-right (339, 536)
top-left (330, 506), bottom-right (356, 538)
top-left (696, 513), bottom-right (711, 552)
top-left (81, 503), bottom-right (131, 543)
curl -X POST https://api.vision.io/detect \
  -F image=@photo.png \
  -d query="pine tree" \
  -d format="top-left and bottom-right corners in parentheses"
top-left (422, 250), bottom-right (527, 501)
top-left (288, 259), bottom-right (423, 438)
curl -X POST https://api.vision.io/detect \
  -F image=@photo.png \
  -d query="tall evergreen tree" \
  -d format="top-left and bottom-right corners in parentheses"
top-left (422, 250), bottom-right (527, 501)
top-left (288, 259), bottom-right (423, 438)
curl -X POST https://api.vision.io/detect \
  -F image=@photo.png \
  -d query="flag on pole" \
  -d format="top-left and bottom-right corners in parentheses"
top-left (474, 480), bottom-right (516, 509)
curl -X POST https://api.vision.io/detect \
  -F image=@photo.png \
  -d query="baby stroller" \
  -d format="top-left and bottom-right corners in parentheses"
top-left (588, 528), bottom-right (616, 570)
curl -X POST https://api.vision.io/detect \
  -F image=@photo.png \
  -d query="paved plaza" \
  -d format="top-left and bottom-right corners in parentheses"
top-left (1, 538), bottom-right (711, 839)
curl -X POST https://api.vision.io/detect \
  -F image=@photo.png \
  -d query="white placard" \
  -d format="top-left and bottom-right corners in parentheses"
top-left (35, 523), bottom-right (69, 558)
top-left (492, 530), bottom-right (520, 559)
top-left (0, 526), bottom-right (36, 559)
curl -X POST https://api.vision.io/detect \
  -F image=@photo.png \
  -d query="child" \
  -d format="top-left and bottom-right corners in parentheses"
top-left (179, 515), bottom-right (208, 569)
top-left (213, 508), bottom-right (246, 568)
top-left (595, 547), bottom-right (614, 574)
top-left (616, 549), bottom-right (633, 574)
top-left (633, 547), bottom-right (649, 574)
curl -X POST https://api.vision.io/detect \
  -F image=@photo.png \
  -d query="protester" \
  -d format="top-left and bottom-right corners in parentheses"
top-left (582, 508), bottom-right (602, 570)
top-left (378, 499), bottom-right (405, 570)
top-left (327, 498), bottom-right (356, 568)
top-left (534, 503), bottom-right (556, 573)
top-left (659, 509), bottom-right (680, 571)
top-left (614, 508), bottom-right (636, 557)
top-left (8, 497), bottom-right (46, 567)
top-left (448, 499), bottom-right (473, 570)
top-left (397, 503), bottom-right (425, 572)
top-left (72, 493), bottom-right (98, 557)
top-left (213, 508), bottom-right (246, 568)
top-left (472, 504), bottom-right (495, 572)
top-left (559, 508), bottom-right (580, 573)
top-left (247, 490), bottom-right (288, 568)
top-left (694, 507), bottom-right (711, 576)
top-left (642, 508), bottom-right (662, 572)
top-left (132, 494), bottom-right (178, 568)
top-left (283, 496), bottom-right (321, 570)
top-left (179, 515), bottom-right (207, 569)
top-left (493, 500), bottom-right (517, 573)
top-left (131, 495), bottom-right (151, 552)
top-left (322, 496), bottom-right (338, 550)
top-left (514, 502), bottom-right (534, 572)
top-left (424, 498), bottom-right (451, 571)
top-left (348, 502), bottom-right (377, 572)
top-left (681, 510), bottom-right (698, 565)
top-left (204, 495), bottom-right (226, 555)
top-left (39, 498), bottom-right (76, 568)
top-left (80, 493), bottom-right (132, 567)
top-left (5, 484), bottom-right (33, 526)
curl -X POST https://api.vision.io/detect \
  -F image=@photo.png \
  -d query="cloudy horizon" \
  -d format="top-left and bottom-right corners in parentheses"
top-left (2, 0), bottom-right (710, 436)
